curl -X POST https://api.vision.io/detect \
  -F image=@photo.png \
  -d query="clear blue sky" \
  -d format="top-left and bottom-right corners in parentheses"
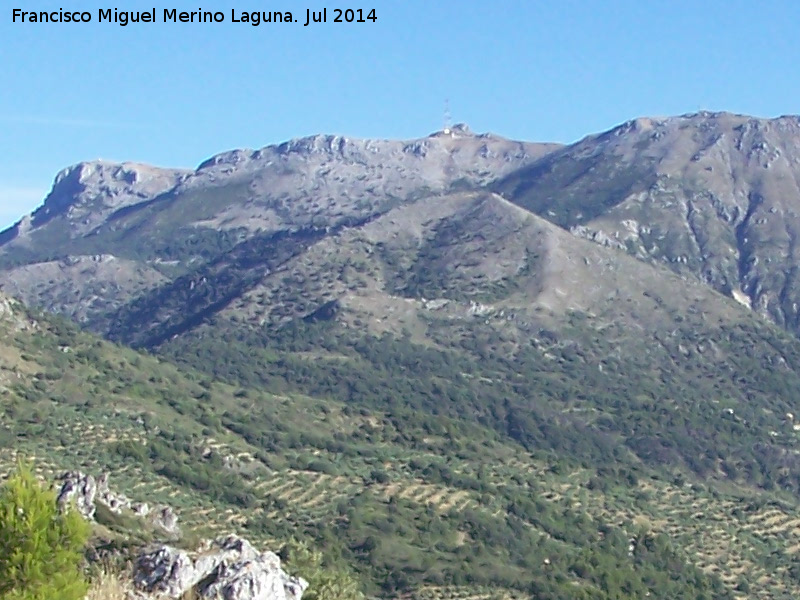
top-left (2, 0), bottom-right (799, 229)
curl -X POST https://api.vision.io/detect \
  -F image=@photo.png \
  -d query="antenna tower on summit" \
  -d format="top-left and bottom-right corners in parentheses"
top-left (443, 99), bottom-right (452, 135)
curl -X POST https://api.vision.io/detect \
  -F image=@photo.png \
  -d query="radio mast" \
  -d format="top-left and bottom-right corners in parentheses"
top-left (443, 99), bottom-right (452, 136)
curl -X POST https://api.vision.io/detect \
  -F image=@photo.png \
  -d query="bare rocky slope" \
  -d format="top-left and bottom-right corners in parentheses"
top-left (496, 111), bottom-right (800, 336)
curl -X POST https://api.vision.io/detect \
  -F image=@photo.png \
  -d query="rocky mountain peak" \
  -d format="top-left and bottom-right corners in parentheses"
top-left (496, 110), bottom-right (800, 336)
top-left (29, 160), bottom-right (190, 236)
top-left (276, 133), bottom-right (353, 157)
top-left (428, 122), bottom-right (474, 137)
top-left (597, 111), bottom-right (800, 147)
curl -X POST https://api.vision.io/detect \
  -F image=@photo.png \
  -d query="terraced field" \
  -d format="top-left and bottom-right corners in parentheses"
top-left (0, 411), bottom-right (252, 537)
top-left (378, 481), bottom-right (475, 513)
top-left (7, 381), bottom-right (800, 600)
top-left (8, 409), bottom-right (800, 600)
top-left (478, 452), bottom-right (800, 600)
top-left (6, 298), bottom-right (800, 599)
top-left (407, 586), bottom-right (528, 600)
top-left (255, 470), bottom-right (360, 515)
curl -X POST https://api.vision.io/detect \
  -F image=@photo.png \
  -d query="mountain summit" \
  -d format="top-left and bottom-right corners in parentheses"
top-left (496, 111), bottom-right (800, 334)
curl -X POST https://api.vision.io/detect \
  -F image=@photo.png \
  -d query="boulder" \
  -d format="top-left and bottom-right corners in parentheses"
top-left (56, 470), bottom-right (99, 519)
top-left (150, 505), bottom-right (180, 536)
top-left (133, 545), bottom-right (198, 597)
top-left (134, 535), bottom-right (307, 600)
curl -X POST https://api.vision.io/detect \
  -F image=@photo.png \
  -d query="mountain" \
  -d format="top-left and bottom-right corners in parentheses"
top-left (0, 126), bottom-right (557, 327)
top-left (495, 111), bottom-right (800, 336)
top-left (6, 117), bottom-right (800, 598)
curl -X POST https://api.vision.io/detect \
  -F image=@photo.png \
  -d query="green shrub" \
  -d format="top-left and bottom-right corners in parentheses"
top-left (0, 463), bottom-right (90, 600)
top-left (281, 539), bottom-right (364, 600)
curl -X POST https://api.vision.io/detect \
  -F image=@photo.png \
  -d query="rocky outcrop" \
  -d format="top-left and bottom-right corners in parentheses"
top-left (55, 473), bottom-right (305, 599)
top-left (56, 471), bottom-right (179, 536)
top-left (0, 293), bottom-right (35, 331)
top-left (134, 535), bottom-right (307, 600)
top-left (56, 470), bottom-right (101, 519)
top-left (29, 161), bottom-right (190, 235)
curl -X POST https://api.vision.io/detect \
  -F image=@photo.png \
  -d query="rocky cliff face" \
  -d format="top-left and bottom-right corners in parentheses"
top-left (28, 161), bottom-right (191, 236)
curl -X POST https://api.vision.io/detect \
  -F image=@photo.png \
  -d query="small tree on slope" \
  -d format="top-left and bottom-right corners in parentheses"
top-left (281, 538), bottom-right (364, 600)
top-left (0, 463), bottom-right (90, 600)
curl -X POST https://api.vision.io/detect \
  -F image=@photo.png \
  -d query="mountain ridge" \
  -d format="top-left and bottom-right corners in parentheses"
top-left (8, 114), bottom-right (800, 598)
top-left (496, 110), bottom-right (800, 337)
top-left (3, 127), bottom-right (559, 247)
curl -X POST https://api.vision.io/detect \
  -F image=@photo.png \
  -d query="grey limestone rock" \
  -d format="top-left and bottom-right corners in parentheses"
top-left (134, 535), bottom-right (308, 600)
top-left (55, 471), bottom-right (180, 536)
top-left (56, 470), bottom-right (100, 519)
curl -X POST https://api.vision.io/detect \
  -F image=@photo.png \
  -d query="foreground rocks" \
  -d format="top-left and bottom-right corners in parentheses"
top-left (133, 534), bottom-right (307, 600)
top-left (56, 471), bottom-right (180, 536)
top-left (56, 471), bottom-right (307, 599)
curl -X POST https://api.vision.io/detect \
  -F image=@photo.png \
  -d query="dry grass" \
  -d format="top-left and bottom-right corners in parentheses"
top-left (86, 566), bottom-right (205, 600)
top-left (86, 567), bottom-right (131, 600)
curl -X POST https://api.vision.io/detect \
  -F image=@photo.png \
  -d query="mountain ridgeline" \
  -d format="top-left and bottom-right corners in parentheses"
top-left (495, 112), bottom-right (800, 334)
top-left (5, 115), bottom-right (800, 598)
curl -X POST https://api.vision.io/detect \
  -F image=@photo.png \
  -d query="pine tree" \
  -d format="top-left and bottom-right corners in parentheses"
top-left (0, 463), bottom-right (90, 600)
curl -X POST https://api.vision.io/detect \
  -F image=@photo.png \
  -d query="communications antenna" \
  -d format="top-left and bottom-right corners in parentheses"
top-left (443, 99), bottom-right (452, 135)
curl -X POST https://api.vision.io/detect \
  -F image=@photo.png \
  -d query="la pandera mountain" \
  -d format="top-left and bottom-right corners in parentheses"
top-left (0, 125), bottom-right (556, 327)
top-left (6, 115), bottom-right (800, 599)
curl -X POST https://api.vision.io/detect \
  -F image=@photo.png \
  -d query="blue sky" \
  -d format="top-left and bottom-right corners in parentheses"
top-left (2, 0), bottom-right (800, 229)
